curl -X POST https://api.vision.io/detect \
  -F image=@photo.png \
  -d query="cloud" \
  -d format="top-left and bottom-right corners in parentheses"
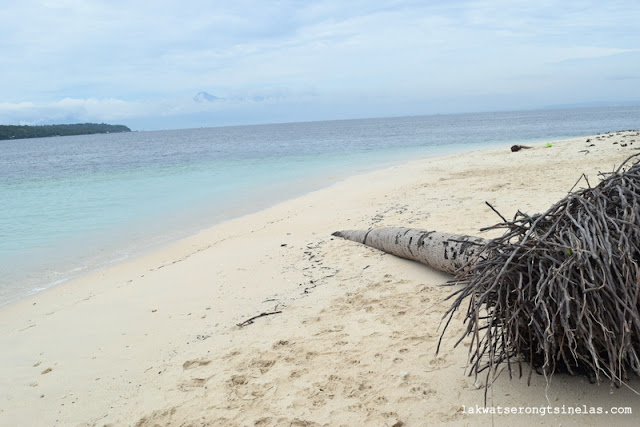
top-left (0, 85), bottom-right (320, 129)
top-left (0, 98), bottom-right (144, 125)
top-left (1, 1), bottom-right (639, 129)
top-left (606, 76), bottom-right (640, 81)
top-left (193, 92), bottom-right (223, 103)
top-left (549, 48), bottom-right (639, 65)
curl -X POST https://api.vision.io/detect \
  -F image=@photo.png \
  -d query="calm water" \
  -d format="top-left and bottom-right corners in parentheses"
top-left (1, 106), bottom-right (639, 305)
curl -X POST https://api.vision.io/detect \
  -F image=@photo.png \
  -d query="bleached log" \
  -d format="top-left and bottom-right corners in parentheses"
top-left (332, 227), bottom-right (487, 274)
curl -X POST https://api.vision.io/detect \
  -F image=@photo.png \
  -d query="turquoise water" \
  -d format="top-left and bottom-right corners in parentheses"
top-left (1, 107), bottom-right (639, 305)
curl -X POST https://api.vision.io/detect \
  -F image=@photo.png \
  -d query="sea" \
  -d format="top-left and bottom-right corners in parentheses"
top-left (1, 106), bottom-right (639, 306)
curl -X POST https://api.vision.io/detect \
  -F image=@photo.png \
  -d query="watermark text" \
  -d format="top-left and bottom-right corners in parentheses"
top-left (462, 405), bottom-right (632, 416)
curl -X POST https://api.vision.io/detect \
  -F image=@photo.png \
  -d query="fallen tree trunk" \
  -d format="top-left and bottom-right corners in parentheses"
top-left (332, 227), bottom-right (488, 275)
top-left (334, 154), bottom-right (640, 392)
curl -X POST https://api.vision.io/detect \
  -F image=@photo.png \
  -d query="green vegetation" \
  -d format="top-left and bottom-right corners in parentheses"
top-left (0, 123), bottom-right (131, 140)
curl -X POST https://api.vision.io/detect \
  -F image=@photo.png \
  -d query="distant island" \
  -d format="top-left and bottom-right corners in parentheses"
top-left (0, 123), bottom-right (131, 140)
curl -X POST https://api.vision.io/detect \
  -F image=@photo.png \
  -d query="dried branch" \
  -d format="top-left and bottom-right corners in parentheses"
top-left (236, 311), bottom-right (282, 327)
top-left (442, 154), bottom-right (640, 391)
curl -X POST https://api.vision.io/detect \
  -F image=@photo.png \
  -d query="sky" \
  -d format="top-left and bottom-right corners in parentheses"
top-left (1, 0), bottom-right (639, 131)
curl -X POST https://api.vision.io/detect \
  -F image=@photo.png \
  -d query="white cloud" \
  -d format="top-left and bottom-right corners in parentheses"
top-left (1, 0), bottom-right (639, 129)
top-left (0, 98), bottom-right (142, 125)
top-left (0, 86), bottom-right (320, 128)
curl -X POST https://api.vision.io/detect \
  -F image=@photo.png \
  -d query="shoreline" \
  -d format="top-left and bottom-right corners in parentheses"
top-left (0, 135), bottom-right (525, 309)
top-left (2, 130), bottom-right (640, 426)
top-left (0, 144), bottom-right (419, 309)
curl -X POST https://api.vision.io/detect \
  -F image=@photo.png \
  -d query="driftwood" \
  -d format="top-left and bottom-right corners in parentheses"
top-left (236, 311), bottom-right (282, 327)
top-left (443, 154), bottom-right (640, 389)
top-left (510, 144), bottom-right (532, 152)
top-left (332, 228), bottom-right (487, 275)
top-left (334, 154), bottom-right (640, 390)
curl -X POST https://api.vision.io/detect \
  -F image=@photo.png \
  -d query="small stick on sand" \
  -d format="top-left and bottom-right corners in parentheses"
top-left (236, 311), bottom-right (283, 327)
top-left (510, 144), bottom-right (533, 152)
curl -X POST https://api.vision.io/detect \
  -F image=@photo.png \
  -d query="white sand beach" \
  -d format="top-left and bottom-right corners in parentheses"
top-left (1, 131), bottom-right (640, 426)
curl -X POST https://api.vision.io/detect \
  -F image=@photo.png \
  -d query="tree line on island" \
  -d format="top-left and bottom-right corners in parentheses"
top-left (0, 123), bottom-right (131, 140)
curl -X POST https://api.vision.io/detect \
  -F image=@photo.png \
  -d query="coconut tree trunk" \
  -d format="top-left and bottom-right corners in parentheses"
top-left (332, 227), bottom-right (487, 275)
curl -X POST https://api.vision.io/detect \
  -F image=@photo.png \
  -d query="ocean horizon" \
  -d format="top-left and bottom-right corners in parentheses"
top-left (1, 106), bottom-right (639, 306)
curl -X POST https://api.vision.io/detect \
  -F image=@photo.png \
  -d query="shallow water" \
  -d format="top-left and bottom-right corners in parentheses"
top-left (1, 106), bottom-right (639, 304)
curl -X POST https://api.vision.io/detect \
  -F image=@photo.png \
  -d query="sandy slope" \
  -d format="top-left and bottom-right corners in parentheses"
top-left (1, 130), bottom-right (639, 426)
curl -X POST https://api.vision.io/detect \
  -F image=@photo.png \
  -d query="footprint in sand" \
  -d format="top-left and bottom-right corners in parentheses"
top-left (182, 359), bottom-right (211, 370)
top-left (228, 374), bottom-right (277, 401)
top-left (249, 359), bottom-right (276, 374)
top-left (272, 339), bottom-right (291, 349)
top-left (178, 376), bottom-right (211, 391)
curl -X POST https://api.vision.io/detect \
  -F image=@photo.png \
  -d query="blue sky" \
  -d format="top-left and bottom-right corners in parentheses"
top-left (1, 0), bottom-right (639, 130)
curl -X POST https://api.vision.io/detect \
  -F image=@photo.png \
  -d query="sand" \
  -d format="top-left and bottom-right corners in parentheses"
top-left (1, 130), bottom-right (640, 426)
